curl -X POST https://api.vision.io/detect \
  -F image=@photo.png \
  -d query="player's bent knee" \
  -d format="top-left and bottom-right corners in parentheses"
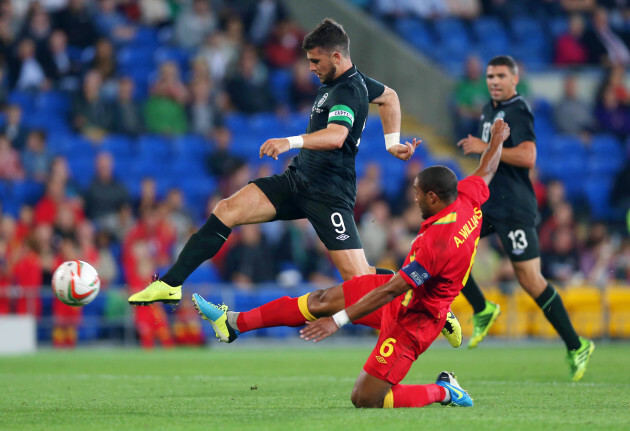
top-left (306, 289), bottom-right (333, 317)
top-left (350, 391), bottom-right (384, 409)
top-left (213, 199), bottom-right (240, 227)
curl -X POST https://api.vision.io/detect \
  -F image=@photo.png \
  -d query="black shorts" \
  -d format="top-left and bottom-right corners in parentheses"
top-left (480, 215), bottom-right (540, 262)
top-left (251, 170), bottom-right (362, 251)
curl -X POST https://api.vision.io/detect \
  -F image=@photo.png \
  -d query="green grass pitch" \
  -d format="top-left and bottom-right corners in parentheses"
top-left (1, 341), bottom-right (629, 431)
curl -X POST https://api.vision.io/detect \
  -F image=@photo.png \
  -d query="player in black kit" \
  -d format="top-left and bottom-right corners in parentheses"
top-left (457, 55), bottom-right (594, 381)
top-left (127, 18), bottom-right (468, 343)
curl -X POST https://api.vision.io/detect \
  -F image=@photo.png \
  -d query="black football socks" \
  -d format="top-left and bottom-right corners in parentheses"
top-left (161, 214), bottom-right (231, 286)
top-left (461, 275), bottom-right (488, 314)
top-left (535, 284), bottom-right (581, 350)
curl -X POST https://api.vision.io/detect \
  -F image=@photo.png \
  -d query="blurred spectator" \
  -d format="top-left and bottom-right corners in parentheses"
top-left (199, 31), bottom-right (239, 84)
top-left (52, 0), bottom-right (98, 48)
top-left (123, 204), bottom-right (175, 269)
top-left (89, 38), bottom-right (117, 96)
top-left (83, 151), bottom-right (131, 229)
top-left (189, 55), bottom-right (212, 83)
top-left (554, 14), bottom-right (589, 66)
top-left (245, 0), bottom-right (288, 46)
top-left (205, 126), bottom-right (245, 177)
top-left (94, 0), bottom-right (136, 42)
top-left (12, 235), bottom-right (43, 316)
top-left (614, 238), bottom-right (630, 282)
top-left (264, 18), bottom-right (304, 69)
top-left (22, 130), bottom-right (52, 182)
top-left (389, 159), bottom-right (423, 216)
top-left (10, 38), bottom-right (49, 90)
top-left (539, 201), bottom-right (577, 252)
top-left (173, 296), bottom-right (205, 346)
top-left (94, 230), bottom-right (118, 286)
top-left (224, 224), bottom-right (276, 287)
top-left (0, 64), bottom-right (8, 108)
top-left (110, 76), bottom-right (144, 135)
top-left (583, 7), bottom-right (630, 66)
top-left (135, 177), bottom-right (157, 216)
top-left (138, 0), bottom-right (171, 26)
top-left (49, 155), bottom-right (81, 198)
top-left (359, 199), bottom-right (390, 264)
top-left (603, 64), bottom-right (630, 104)
top-left (289, 58), bottom-right (318, 112)
top-left (174, 0), bottom-right (217, 49)
top-left (18, 6), bottom-right (53, 54)
top-left (72, 69), bottom-right (111, 139)
top-left (0, 13), bottom-right (15, 61)
top-left (44, 29), bottom-right (80, 90)
top-left (354, 162), bottom-right (384, 221)
top-left (225, 44), bottom-right (276, 114)
top-left (2, 104), bottom-right (28, 150)
top-left (541, 226), bottom-right (580, 284)
top-left (594, 84), bottom-right (630, 140)
top-left (188, 77), bottom-right (223, 137)
top-left (0, 133), bottom-right (24, 179)
top-left (530, 167), bottom-right (547, 212)
top-left (454, 55), bottom-right (487, 138)
top-left (445, 0), bottom-right (481, 19)
top-left (553, 74), bottom-right (594, 136)
top-left (34, 176), bottom-right (84, 227)
top-left (124, 242), bottom-right (173, 349)
top-left (580, 222), bottom-right (615, 286)
top-left (540, 179), bottom-right (567, 221)
top-left (145, 61), bottom-right (188, 135)
top-left (164, 188), bottom-right (194, 245)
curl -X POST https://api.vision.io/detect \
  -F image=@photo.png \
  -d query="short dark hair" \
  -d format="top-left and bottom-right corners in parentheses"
top-left (417, 166), bottom-right (458, 202)
top-left (302, 18), bottom-right (350, 57)
top-left (488, 55), bottom-right (518, 75)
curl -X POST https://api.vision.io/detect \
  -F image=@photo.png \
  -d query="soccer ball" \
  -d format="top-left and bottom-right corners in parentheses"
top-left (52, 260), bottom-right (100, 307)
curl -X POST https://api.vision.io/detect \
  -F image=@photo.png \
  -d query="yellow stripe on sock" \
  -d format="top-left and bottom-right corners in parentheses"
top-left (383, 389), bottom-right (394, 408)
top-left (297, 293), bottom-right (317, 321)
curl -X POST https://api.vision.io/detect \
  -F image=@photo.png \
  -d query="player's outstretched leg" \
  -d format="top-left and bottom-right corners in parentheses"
top-left (441, 311), bottom-right (462, 348)
top-left (128, 274), bottom-right (182, 305)
top-left (468, 300), bottom-right (501, 349)
top-left (435, 371), bottom-right (474, 407)
top-left (192, 294), bottom-right (241, 343)
top-left (567, 337), bottom-right (595, 382)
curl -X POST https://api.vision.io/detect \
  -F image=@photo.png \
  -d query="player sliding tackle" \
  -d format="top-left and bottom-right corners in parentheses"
top-left (192, 119), bottom-right (511, 409)
top-left (128, 18), bottom-right (462, 348)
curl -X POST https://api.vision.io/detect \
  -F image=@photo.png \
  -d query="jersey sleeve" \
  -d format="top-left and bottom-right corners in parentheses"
top-left (399, 241), bottom-right (436, 289)
top-left (458, 176), bottom-right (490, 206)
top-left (364, 75), bottom-right (385, 102)
top-left (510, 104), bottom-right (536, 145)
top-left (327, 83), bottom-right (361, 130)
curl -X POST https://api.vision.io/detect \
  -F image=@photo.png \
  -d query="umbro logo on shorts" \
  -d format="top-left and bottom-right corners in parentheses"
top-left (336, 234), bottom-right (350, 241)
top-left (512, 249), bottom-right (525, 255)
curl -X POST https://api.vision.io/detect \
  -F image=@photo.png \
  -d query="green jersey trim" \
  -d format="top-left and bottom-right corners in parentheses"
top-left (328, 104), bottom-right (355, 126)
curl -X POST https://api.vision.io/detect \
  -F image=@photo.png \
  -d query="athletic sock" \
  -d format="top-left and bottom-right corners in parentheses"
top-left (383, 384), bottom-right (447, 408)
top-left (535, 284), bottom-right (581, 350)
top-left (461, 275), bottom-right (487, 314)
top-left (375, 268), bottom-right (395, 275)
top-left (161, 214), bottom-right (231, 286)
top-left (236, 294), bottom-right (314, 333)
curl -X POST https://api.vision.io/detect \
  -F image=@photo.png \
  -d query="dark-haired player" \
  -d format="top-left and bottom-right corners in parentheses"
top-left (456, 55), bottom-right (594, 381)
top-left (192, 119), bottom-right (511, 409)
top-left (127, 19), bottom-right (468, 343)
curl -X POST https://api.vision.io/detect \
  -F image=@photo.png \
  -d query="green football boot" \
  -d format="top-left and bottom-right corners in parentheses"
top-left (467, 300), bottom-right (501, 349)
top-left (567, 337), bottom-right (595, 382)
top-left (128, 275), bottom-right (182, 305)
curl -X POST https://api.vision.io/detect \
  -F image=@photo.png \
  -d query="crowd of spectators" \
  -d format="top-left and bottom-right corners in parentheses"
top-left (0, 0), bottom-right (628, 347)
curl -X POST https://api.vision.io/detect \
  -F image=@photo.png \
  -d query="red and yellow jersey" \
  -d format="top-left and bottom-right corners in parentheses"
top-left (397, 175), bottom-right (490, 320)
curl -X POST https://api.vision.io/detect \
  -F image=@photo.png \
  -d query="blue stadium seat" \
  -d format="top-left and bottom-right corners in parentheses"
top-left (269, 68), bottom-right (292, 106)
top-left (590, 134), bottom-right (623, 158)
top-left (548, 16), bottom-right (569, 38)
top-left (472, 17), bottom-right (509, 53)
top-left (172, 134), bottom-right (209, 158)
top-left (36, 91), bottom-right (71, 114)
top-left (101, 135), bottom-right (135, 158)
top-left (154, 46), bottom-right (191, 70)
top-left (117, 47), bottom-right (154, 69)
top-left (550, 134), bottom-right (586, 158)
top-left (583, 176), bottom-right (614, 220)
top-left (8, 91), bottom-right (36, 111)
top-left (394, 17), bottom-right (434, 51)
top-left (138, 135), bottom-right (172, 159)
top-left (185, 263), bottom-right (221, 284)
